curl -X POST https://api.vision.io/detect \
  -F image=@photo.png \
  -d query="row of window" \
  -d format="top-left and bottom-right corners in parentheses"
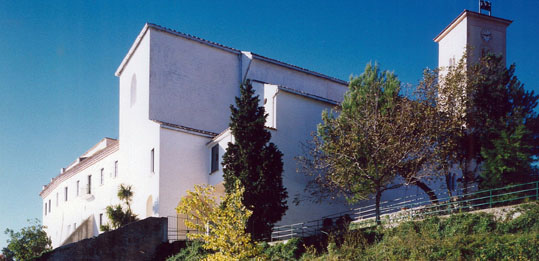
top-left (44, 161), bottom-right (118, 216)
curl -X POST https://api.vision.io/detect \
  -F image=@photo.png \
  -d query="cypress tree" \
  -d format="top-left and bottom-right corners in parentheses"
top-left (222, 80), bottom-right (288, 241)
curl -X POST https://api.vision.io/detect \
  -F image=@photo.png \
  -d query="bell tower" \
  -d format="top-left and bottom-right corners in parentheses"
top-left (434, 2), bottom-right (512, 68)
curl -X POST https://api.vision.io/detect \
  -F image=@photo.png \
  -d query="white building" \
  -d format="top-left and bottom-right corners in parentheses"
top-left (435, 9), bottom-right (511, 68)
top-left (40, 23), bottom-right (350, 248)
top-left (41, 9), bottom-right (513, 248)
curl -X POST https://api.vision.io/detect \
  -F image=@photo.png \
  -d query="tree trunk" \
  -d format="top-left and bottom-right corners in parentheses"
top-left (409, 177), bottom-right (438, 204)
top-left (375, 189), bottom-right (382, 226)
top-left (445, 174), bottom-right (454, 198)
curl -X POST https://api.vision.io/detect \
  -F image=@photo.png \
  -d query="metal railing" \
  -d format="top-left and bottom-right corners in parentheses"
top-left (271, 181), bottom-right (539, 241)
top-left (167, 215), bottom-right (204, 242)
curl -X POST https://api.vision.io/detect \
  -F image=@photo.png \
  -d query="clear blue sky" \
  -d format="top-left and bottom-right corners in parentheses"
top-left (0, 0), bottom-right (537, 248)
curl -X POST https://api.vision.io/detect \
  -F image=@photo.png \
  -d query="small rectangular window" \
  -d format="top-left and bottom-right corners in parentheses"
top-left (76, 180), bottom-right (80, 196)
top-left (74, 222), bottom-right (76, 229)
top-left (56, 192), bottom-right (59, 206)
top-left (210, 145), bottom-right (219, 173)
top-left (48, 199), bottom-right (51, 213)
top-left (65, 187), bottom-right (68, 201)
top-left (150, 149), bottom-right (155, 173)
top-left (100, 168), bottom-right (104, 185)
top-left (99, 213), bottom-right (103, 227)
top-left (87, 175), bottom-right (92, 194)
top-left (114, 161), bottom-right (118, 177)
top-left (44, 203), bottom-right (47, 216)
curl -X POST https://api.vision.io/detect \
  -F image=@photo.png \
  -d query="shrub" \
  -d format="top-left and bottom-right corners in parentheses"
top-left (499, 202), bottom-right (539, 233)
top-left (167, 241), bottom-right (209, 261)
top-left (302, 203), bottom-right (539, 260)
top-left (260, 238), bottom-right (304, 260)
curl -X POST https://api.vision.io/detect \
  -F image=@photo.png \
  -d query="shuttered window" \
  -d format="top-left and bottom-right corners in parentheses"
top-left (210, 145), bottom-right (219, 173)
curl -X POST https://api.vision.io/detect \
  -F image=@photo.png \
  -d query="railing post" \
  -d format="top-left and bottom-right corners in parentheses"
top-left (489, 189), bottom-right (492, 208)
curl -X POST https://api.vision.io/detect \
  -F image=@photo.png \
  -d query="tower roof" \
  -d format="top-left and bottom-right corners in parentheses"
top-left (434, 10), bottom-right (512, 43)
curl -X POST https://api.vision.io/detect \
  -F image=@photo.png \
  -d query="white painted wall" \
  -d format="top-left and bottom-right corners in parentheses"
top-left (269, 89), bottom-right (351, 224)
top-left (466, 15), bottom-right (508, 65)
top-left (148, 29), bottom-right (241, 133)
top-left (207, 129), bottom-right (233, 187)
top-left (117, 28), bottom-right (161, 223)
top-left (158, 127), bottom-right (211, 218)
top-left (438, 17), bottom-right (468, 70)
top-left (247, 59), bottom-right (347, 103)
top-left (42, 149), bottom-right (120, 248)
top-left (438, 13), bottom-right (509, 70)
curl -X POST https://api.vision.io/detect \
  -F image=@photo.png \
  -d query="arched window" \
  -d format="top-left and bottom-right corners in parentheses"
top-left (130, 74), bottom-right (137, 107)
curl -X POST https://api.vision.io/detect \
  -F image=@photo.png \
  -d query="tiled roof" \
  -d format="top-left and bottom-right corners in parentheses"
top-left (154, 120), bottom-right (219, 137)
top-left (40, 140), bottom-right (119, 198)
top-left (115, 23), bottom-right (348, 85)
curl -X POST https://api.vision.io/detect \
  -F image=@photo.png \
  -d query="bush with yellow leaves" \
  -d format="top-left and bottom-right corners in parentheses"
top-left (176, 180), bottom-right (261, 261)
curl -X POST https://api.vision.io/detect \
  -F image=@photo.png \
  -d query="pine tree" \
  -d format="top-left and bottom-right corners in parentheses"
top-left (222, 80), bottom-right (288, 241)
top-left (461, 54), bottom-right (538, 189)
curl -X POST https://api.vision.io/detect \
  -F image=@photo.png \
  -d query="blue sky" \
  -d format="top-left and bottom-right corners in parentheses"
top-left (0, 0), bottom-right (537, 248)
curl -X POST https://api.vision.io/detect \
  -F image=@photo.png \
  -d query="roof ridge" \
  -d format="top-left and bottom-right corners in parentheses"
top-left (116, 23), bottom-right (348, 85)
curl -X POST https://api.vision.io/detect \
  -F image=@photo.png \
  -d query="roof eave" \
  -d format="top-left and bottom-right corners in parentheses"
top-left (115, 23), bottom-right (348, 86)
top-left (115, 23), bottom-right (151, 77)
top-left (434, 10), bottom-right (512, 43)
top-left (250, 53), bottom-right (348, 85)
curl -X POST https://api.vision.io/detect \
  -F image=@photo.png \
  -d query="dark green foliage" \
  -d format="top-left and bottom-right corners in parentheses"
top-left (1, 247), bottom-right (15, 261)
top-left (2, 219), bottom-right (52, 261)
top-left (259, 238), bottom-right (304, 260)
top-left (100, 184), bottom-right (138, 231)
top-left (462, 54), bottom-right (538, 189)
top-left (166, 241), bottom-right (209, 261)
top-left (222, 81), bottom-right (288, 241)
top-left (480, 124), bottom-right (536, 189)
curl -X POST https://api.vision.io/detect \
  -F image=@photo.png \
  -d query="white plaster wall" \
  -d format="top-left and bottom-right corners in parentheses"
top-left (438, 15), bottom-right (508, 69)
top-left (158, 128), bottom-right (211, 218)
top-left (207, 129), bottom-right (233, 187)
top-left (253, 82), bottom-right (278, 129)
top-left (269, 91), bottom-right (352, 224)
top-left (438, 17), bottom-right (468, 70)
top-left (247, 59), bottom-right (347, 103)
top-left (42, 150), bottom-right (120, 248)
top-left (148, 29), bottom-right (241, 133)
top-left (467, 15), bottom-right (508, 65)
top-left (117, 30), bottom-right (161, 222)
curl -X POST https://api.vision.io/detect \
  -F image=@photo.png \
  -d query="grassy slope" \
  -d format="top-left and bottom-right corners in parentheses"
top-left (301, 202), bottom-right (539, 260)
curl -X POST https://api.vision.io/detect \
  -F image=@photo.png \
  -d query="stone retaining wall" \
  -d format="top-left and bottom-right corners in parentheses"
top-left (37, 217), bottom-right (167, 261)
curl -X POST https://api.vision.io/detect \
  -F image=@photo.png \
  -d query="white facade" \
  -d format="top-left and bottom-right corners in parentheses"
top-left (41, 23), bottom-right (350, 248)
top-left (42, 11), bottom-right (513, 248)
top-left (435, 10), bottom-right (511, 69)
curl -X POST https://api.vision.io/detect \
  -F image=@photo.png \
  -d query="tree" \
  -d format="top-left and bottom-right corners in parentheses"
top-left (438, 54), bottom-right (538, 190)
top-left (468, 55), bottom-right (538, 188)
top-left (2, 219), bottom-right (51, 260)
top-left (480, 124), bottom-right (536, 188)
top-left (222, 81), bottom-right (288, 240)
top-left (100, 184), bottom-right (138, 231)
top-left (300, 63), bottom-right (442, 224)
top-left (176, 181), bottom-right (260, 261)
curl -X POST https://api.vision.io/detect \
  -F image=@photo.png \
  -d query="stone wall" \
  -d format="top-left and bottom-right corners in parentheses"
top-left (37, 217), bottom-right (167, 261)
